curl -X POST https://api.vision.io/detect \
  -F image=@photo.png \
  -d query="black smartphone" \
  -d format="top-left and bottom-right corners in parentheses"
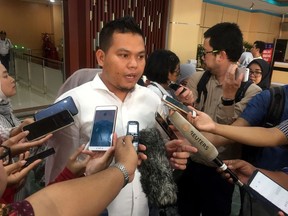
top-left (126, 121), bottom-right (139, 150)
top-left (23, 148), bottom-right (55, 168)
top-left (23, 109), bottom-right (75, 141)
top-left (34, 96), bottom-right (78, 121)
top-left (162, 95), bottom-right (196, 116)
top-left (247, 169), bottom-right (288, 214)
top-left (168, 83), bottom-right (186, 94)
top-left (88, 106), bottom-right (118, 151)
top-left (155, 112), bottom-right (177, 140)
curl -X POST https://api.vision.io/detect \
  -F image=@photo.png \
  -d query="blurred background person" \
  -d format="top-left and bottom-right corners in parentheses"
top-left (251, 40), bottom-right (265, 59)
top-left (0, 31), bottom-right (13, 72)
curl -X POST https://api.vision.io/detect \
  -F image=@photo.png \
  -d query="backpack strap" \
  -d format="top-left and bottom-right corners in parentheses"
top-left (235, 80), bottom-right (253, 103)
top-left (264, 86), bottom-right (285, 128)
top-left (196, 71), bottom-right (211, 104)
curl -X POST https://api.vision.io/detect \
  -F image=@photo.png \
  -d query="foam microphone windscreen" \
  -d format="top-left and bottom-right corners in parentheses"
top-left (138, 127), bottom-right (178, 208)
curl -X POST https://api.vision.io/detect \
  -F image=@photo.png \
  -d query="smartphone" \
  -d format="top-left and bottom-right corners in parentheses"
top-left (126, 121), bottom-right (139, 150)
top-left (88, 106), bottom-right (118, 151)
top-left (247, 169), bottom-right (288, 214)
top-left (23, 148), bottom-right (55, 168)
top-left (23, 109), bottom-right (75, 141)
top-left (155, 112), bottom-right (177, 140)
top-left (168, 83), bottom-right (186, 94)
top-left (34, 96), bottom-right (78, 121)
top-left (236, 67), bottom-right (249, 82)
top-left (162, 95), bottom-right (196, 117)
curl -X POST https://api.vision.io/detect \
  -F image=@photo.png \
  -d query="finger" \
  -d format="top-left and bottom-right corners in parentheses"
top-left (26, 134), bottom-right (53, 147)
top-left (138, 144), bottom-right (146, 152)
top-left (17, 159), bottom-right (42, 179)
top-left (4, 161), bottom-right (26, 174)
top-left (70, 144), bottom-right (86, 160)
top-left (4, 131), bottom-right (29, 146)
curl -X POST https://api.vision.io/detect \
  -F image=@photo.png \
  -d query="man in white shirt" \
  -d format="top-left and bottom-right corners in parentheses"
top-left (0, 31), bottom-right (13, 72)
top-left (251, 40), bottom-right (265, 59)
top-left (45, 16), bottom-right (196, 216)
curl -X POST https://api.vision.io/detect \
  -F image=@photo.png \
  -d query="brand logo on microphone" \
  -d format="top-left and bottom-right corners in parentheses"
top-left (190, 130), bottom-right (209, 150)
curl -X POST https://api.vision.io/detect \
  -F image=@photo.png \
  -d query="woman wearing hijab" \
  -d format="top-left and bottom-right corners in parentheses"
top-left (247, 59), bottom-right (271, 90)
top-left (0, 63), bottom-right (20, 128)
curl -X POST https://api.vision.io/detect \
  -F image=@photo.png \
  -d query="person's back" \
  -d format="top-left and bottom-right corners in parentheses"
top-left (177, 22), bottom-right (261, 216)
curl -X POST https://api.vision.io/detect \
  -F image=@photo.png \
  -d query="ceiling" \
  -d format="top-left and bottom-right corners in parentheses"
top-left (204, 0), bottom-right (288, 16)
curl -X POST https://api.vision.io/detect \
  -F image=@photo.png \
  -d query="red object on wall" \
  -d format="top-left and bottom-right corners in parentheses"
top-left (262, 43), bottom-right (274, 64)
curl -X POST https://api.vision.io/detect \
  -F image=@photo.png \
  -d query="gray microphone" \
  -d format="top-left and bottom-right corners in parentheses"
top-left (169, 111), bottom-right (244, 187)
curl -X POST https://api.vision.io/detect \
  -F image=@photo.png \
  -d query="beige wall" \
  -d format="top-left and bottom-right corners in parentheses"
top-left (168, 2), bottom-right (283, 64)
top-left (167, 0), bottom-right (203, 63)
top-left (0, 0), bottom-right (62, 52)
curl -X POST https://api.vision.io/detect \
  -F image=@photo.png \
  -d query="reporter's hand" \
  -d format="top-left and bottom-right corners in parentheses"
top-left (4, 158), bottom-right (41, 186)
top-left (65, 144), bottom-right (90, 177)
top-left (137, 144), bottom-right (147, 166)
top-left (222, 64), bottom-right (242, 99)
top-left (10, 118), bottom-right (34, 137)
top-left (219, 159), bottom-right (256, 184)
top-left (174, 86), bottom-right (194, 105)
top-left (186, 108), bottom-right (216, 133)
top-left (114, 135), bottom-right (138, 182)
top-left (3, 131), bottom-right (52, 156)
top-left (165, 139), bottom-right (197, 170)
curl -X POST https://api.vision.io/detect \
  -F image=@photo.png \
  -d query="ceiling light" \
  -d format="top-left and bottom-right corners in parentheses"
top-left (50, 0), bottom-right (55, 2)
top-left (250, 2), bottom-right (254, 10)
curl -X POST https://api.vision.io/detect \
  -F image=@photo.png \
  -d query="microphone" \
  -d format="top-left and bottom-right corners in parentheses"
top-left (138, 127), bottom-right (180, 216)
top-left (168, 111), bottom-right (244, 187)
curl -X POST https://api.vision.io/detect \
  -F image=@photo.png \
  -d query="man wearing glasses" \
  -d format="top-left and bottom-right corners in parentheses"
top-left (176, 22), bottom-right (261, 216)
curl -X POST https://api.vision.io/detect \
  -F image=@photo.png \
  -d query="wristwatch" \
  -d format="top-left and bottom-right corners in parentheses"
top-left (113, 163), bottom-right (129, 187)
top-left (221, 97), bottom-right (235, 106)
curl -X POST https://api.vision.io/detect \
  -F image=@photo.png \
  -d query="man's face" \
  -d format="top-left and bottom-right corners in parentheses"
top-left (250, 44), bottom-right (258, 56)
top-left (201, 38), bottom-right (218, 71)
top-left (97, 32), bottom-right (145, 94)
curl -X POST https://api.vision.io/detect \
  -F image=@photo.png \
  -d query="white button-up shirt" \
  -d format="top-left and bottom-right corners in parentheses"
top-left (45, 73), bottom-right (162, 216)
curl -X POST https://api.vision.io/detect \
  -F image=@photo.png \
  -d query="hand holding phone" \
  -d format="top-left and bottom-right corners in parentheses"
top-left (168, 83), bottom-right (186, 94)
top-left (155, 112), bottom-right (177, 140)
top-left (88, 106), bottom-right (118, 151)
top-left (236, 67), bottom-right (249, 82)
top-left (126, 121), bottom-right (139, 151)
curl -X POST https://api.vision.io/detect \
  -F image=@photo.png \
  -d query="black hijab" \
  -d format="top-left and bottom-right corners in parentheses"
top-left (247, 59), bottom-right (271, 90)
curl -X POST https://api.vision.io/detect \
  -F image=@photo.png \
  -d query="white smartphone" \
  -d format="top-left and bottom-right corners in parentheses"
top-left (162, 95), bottom-right (196, 117)
top-left (247, 169), bottom-right (288, 214)
top-left (126, 121), bottom-right (139, 151)
top-left (236, 67), bottom-right (249, 82)
top-left (88, 106), bottom-right (118, 151)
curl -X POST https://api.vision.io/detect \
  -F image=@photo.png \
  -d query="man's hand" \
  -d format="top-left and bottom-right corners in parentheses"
top-left (222, 64), bottom-right (242, 99)
top-left (165, 139), bottom-right (197, 170)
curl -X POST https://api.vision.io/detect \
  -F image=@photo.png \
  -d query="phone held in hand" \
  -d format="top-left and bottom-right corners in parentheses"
top-left (162, 95), bottom-right (196, 117)
top-left (247, 169), bottom-right (288, 214)
top-left (155, 112), bottom-right (177, 140)
top-left (236, 67), bottom-right (249, 82)
top-left (23, 109), bottom-right (75, 141)
top-left (88, 105), bottom-right (118, 151)
top-left (23, 148), bottom-right (55, 168)
top-left (168, 82), bottom-right (186, 94)
top-left (34, 96), bottom-right (78, 121)
top-left (126, 121), bottom-right (139, 151)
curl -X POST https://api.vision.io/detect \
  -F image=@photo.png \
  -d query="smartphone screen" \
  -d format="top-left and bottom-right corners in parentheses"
top-left (88, 106), bottom-right (118, 151)
top-left (162, 95), bottom-right (196, 116)
top-left (23, 109), bottom-right (75, 141)
top-left (155, 112), bottom-right (177, 140)
top-left (127, 121), bottom-right (139, 150)
top-left (34, 96), bottom-right (78, 121)
top-left (248, 170), bottom-right (288, 214)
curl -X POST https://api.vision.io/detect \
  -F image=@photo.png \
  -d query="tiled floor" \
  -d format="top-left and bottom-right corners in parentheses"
top-left (11, 82), bottom-right (57, 117)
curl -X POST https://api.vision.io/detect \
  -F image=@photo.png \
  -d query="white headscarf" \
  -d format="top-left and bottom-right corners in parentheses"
top-left (0, 63), bottom-right (8, 102)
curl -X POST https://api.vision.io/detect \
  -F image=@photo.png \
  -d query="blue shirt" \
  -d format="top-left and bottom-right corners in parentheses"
top-left (240, 85), bottom-right (288, 170)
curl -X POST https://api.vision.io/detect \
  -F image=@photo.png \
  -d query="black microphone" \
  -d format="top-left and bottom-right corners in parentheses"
top-left (139, 127), bottom-right (180, 216)
top-left (169, 111), bottom-right (244, 187)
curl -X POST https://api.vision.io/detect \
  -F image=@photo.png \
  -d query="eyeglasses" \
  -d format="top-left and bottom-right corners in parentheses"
top-left (201, 50), bottom-right (220, 57)
top-left (173, 68), bottom-right (181, 77)
top-left (249, 70), bottom-right (262, 77)
top-left (0, 145), bottom-right (11, 165)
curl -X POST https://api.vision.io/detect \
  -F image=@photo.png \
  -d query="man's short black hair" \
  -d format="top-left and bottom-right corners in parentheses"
top-left (204, 22), bottom-right (243, 62)
top-left (144, 49), bottom-right (180, 84)
top-left (99, 16), bottom-right (144, 52)
top-left (254, 41), bottom-right (266, 54)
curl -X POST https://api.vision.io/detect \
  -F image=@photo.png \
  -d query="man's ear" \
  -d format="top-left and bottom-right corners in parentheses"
top-left (215, 50), bottom-right (227, 62)
top-left (96, 49), bottom-right (105, 67)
